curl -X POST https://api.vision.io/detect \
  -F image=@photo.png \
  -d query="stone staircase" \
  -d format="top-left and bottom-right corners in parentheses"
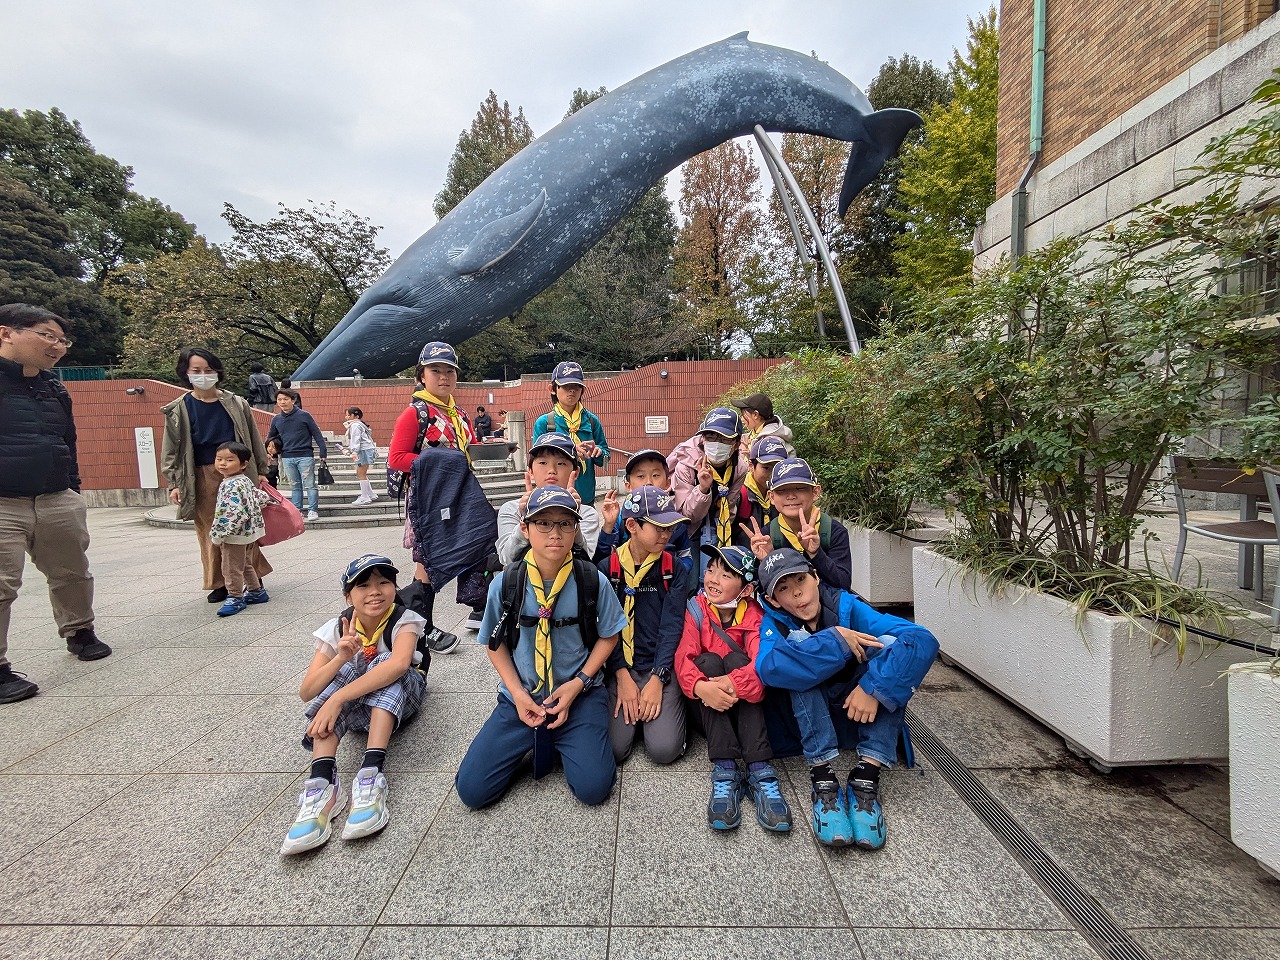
top-left (143, 455), bottom-right (526, 530)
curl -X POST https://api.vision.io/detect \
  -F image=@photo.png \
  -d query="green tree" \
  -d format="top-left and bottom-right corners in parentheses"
top-left (0, 107), bottom-right (195, 288)
top-left (890, 9), bottom-right (999, 297)
top-left (673, 139), bottom-right (762, 358)
top-left (0, 173), bottom-right (120, 365)
top-left (433, 91), bottom-right (535, 220)
top-left (108, 202), bottom-right (390, 384)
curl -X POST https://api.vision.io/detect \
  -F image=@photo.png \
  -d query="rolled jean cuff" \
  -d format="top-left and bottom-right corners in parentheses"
top-left (806, 748), bottom-right (841, 767)
top-left (856, 745), bottom-right (897, 769)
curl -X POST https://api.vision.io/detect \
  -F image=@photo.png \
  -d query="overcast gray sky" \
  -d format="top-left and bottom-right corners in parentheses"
top-left (2, 1), bottom-right (981, 258)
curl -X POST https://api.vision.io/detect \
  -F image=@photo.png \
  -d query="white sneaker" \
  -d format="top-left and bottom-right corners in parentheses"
top-left (464, 611), bottom-right (484, 631)
top-left (351, 496), bottom-right (371, 505)
top-left (341, 766), bottom-right (390, 840)
top-left (306, 510), bottom-right (320, 521)
top-left (280, 775), bottom-right (346, 855)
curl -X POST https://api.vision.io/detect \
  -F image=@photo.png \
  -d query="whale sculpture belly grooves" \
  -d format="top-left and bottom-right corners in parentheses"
top-left (293, 33), bottom-right (921, 380)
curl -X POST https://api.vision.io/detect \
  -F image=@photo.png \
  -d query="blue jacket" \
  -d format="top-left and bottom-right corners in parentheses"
top-left (598, 548), bottom-right (689, 675)
top-left (408, 447), bottom-right (498, 587)
top-left (594, 515), bottom-right (694, 581)
top-left (757, 583), bottom-right (938, 712)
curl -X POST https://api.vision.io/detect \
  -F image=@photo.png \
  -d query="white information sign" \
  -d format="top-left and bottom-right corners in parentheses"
top-left (134, 427), bottom-right (159, 488)
top-left (644, 416), bottom-right (669, 435)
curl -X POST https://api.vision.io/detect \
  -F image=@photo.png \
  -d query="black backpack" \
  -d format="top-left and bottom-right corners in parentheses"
top-left (386, 398), bottom-right (436, 500)
top-left (488, 558), bottom-right (600, 654)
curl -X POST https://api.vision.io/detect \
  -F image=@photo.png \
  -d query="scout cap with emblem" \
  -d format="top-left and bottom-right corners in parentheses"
top-left (625, 448), bottom-right (668, 476)
top-left (529, 431), bottom-right (581, 465)
top-left (341, 554), bottom-right (399, 592)
top-left (757, 547), bottom-right (815, 597)
top-left (699, 543), bottom-right (756, 583)
top-left (523, 485), bottom-right (581, 521)
top-left (551, 360), bottom-right (586, 386)
top-left (417, 341), bottom-right (460, 369)
top-left (698, 406), bottom-right (742, 439)
top-left (769, 457), bottom-right (819, 488)
top-left (621, 484), bottom-right (688, 528)
top-left (749, 435), bottom-right (790, 464)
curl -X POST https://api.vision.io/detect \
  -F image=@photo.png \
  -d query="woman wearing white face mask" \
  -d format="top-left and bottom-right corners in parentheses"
top-left (666, 407), bottom-right (748, 580)
top-left (161, 347), bottom-right (273, 602)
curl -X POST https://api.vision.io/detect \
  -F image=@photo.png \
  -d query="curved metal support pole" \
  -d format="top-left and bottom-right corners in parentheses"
top-left (753, 125), bottom-right (860, 354)
top-left (755, 131), bottom-right (825, 338)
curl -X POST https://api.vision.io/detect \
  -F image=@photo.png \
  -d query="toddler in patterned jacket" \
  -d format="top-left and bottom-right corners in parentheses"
top-left (208, 441), bottom-right (272, 617)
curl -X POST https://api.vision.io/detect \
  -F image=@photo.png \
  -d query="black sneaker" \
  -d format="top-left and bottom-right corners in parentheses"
top-left (66, 628), bottom-right (112, 662)
top-left (0, 664), bottom-right (39, 704)
top-left (207, 586), bottom-right (228, 603)
top-left (424, 627), bottom-right (460, 654)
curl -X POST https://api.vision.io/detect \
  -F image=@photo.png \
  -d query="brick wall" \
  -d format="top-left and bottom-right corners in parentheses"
top-left (996, 0), bottom-right (1277, 197)
top-left (65, 359), bottom-right (779, 491)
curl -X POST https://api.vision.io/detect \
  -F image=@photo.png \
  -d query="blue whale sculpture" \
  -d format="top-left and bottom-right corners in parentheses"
top-left (293, 33), bottom-right (921, 380)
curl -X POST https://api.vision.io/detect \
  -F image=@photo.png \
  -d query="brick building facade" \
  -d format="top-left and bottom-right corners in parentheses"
top-left (977, 0), bottom-right (1279, 265)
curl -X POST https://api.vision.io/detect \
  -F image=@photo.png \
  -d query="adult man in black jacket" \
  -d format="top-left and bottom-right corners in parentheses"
top-left (0, 304), bottom-right (111, 704)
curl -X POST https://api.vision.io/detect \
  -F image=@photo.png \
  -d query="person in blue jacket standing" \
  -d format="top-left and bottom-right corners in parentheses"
top-left (534, 361), bottom-right (608, 506)
top-left (755, 548), bottom-right (938, 851)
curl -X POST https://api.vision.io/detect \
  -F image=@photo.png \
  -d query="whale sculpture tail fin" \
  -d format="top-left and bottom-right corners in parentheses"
top-left (838, 108), bottom-right (924, 217)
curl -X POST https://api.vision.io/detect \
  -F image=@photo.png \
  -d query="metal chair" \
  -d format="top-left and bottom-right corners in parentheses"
top-left (1168, 455), bottom-right (1279, 627)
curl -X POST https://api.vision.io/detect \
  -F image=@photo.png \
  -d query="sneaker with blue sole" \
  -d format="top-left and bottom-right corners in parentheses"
top-left (216, 595), bottom-right (247, 617)
top-left (342, 766), bottom-right (391, 840)
top-left (747, 765), bottom-right (792, 832)
top-left (707, 766), bottom-right (743, 830)
top-left (811, 775), bottom-right (854, 847)
top-left (244, 588), bottom-right (270, 605)
top-left (848, 777), bottom-right (886, 850)
top-left (280, 775), bottom-right (346, 855)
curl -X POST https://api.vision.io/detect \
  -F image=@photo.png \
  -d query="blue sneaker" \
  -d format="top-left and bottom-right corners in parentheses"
top-left (848, 776), bottom-right (886, 850)
top-left (707, 766), bottom-right (743, 830)
top-left (280, 775), bottom-right (346, 855)
top-left (244, 588), bottom-right (270, 605)
top-left (811, 775), bottom-right (854, 847)
top-left (216, 595), bottom-right (247, 617)
top-left (747, 764), bottom-right (792, 832)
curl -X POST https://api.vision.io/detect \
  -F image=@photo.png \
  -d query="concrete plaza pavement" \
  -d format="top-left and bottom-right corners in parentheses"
top-left (0, 507), bottom-right (1278, 959)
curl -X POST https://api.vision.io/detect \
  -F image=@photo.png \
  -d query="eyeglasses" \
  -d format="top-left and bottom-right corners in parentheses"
top-left (528, 518), bottom-right (578, 533)
top-left (26, 329), bottom-right (73, 348)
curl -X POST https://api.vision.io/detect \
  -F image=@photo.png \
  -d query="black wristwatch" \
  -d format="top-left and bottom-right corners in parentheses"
top-left (651, 666), bottom-right (672, 685)
top-left (575, 669), bottom-right (597, 690)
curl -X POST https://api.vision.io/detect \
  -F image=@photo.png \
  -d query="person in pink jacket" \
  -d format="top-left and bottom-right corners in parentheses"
top-left (675, 544), bottom-right (791, 834)
top-left (666, 408), bottom-right (748, 581)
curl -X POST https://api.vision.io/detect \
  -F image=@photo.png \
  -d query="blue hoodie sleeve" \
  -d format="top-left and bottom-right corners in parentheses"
top-left (839, 593), bottom-right (939, 711)
top-left (755, 606), bottom-right (853, 691)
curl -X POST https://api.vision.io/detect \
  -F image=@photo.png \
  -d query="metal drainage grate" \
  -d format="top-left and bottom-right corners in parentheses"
top-left (904, 709), bottom-right (1153, 960)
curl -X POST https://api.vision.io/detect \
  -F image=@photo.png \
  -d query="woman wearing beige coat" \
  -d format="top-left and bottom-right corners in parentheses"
top-left (161, 347), bottom-right (273, 602)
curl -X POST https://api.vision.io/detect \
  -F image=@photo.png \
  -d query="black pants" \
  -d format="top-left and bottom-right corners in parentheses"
top-left (694, 651), bottom-right (772, 764)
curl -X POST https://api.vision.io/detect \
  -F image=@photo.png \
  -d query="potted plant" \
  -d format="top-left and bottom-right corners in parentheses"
top-left (889, 74), bottom-right (1280, 767)
top-left (728, 348), bottom-right (949, 605)
top-left (1227, 657), bottom-right (1280, 877)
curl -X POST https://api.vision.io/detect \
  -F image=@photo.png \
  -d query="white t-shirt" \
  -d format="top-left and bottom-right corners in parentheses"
top-left (312, 608), bottom-right (427, 659)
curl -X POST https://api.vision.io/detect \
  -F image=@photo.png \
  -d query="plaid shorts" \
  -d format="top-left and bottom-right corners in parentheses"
top-left (302, 650), bottom-right (426, 749)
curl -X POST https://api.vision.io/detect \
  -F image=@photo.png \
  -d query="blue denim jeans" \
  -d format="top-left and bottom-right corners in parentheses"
top-left (281, 456), bottom-right (317, 513)
top-left (789, 640), bottom-right (905, 769)
top-left (455, 686), bottom-right (616, 809)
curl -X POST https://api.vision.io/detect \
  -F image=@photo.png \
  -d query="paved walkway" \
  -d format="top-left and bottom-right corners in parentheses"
top-left (0, 508), bottom-right (1277, 960)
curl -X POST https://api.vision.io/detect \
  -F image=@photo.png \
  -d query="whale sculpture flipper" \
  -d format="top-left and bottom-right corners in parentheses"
top-left (449, 190), bottom-right (547, 275)
top-left (838, 108), bottom-right (924, 217)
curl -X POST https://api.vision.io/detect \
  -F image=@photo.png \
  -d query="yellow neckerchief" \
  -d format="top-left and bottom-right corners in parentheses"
top-left (353, 608), bottom-right (394, 664)
top-left (616, 541), bottom-right (661, 667)
top-left (524, 551), bottom-right (575, 694)
top-left (554, 402), bottom-right (583, 445)
top-left (413, 388), bottom-right (471, 465)
top-left (744, 472), bottom-right (771, 513)
top-left (709, 457), bottom-right (735, 546)
top-left (778, 507), bottom-right (822, 553)
top-left (712, 598), bottom-right (749, 630)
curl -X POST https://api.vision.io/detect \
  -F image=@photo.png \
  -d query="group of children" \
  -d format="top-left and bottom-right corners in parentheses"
top-left (265, 348), bottom-right (939, 858)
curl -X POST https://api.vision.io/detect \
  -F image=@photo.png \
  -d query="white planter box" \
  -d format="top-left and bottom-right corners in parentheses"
top-left (1228, 669), bottom-right (1280, 877)
top-left (912, 546), bottom-right (1259, 767)
top-left (843, 522), bottom-right (949, 605)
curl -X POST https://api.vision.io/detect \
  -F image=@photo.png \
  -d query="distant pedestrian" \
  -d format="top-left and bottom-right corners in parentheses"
top-left (247, 362), bottom-right (278, 413)
top-left (474, 405), bottom-right (493, 440)
top-left (344, 407), bottom-right (379, 505)
top-left (0, 304), bottom-right (111, 706)
top-left (267, 389), bottom-right (328, 522)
